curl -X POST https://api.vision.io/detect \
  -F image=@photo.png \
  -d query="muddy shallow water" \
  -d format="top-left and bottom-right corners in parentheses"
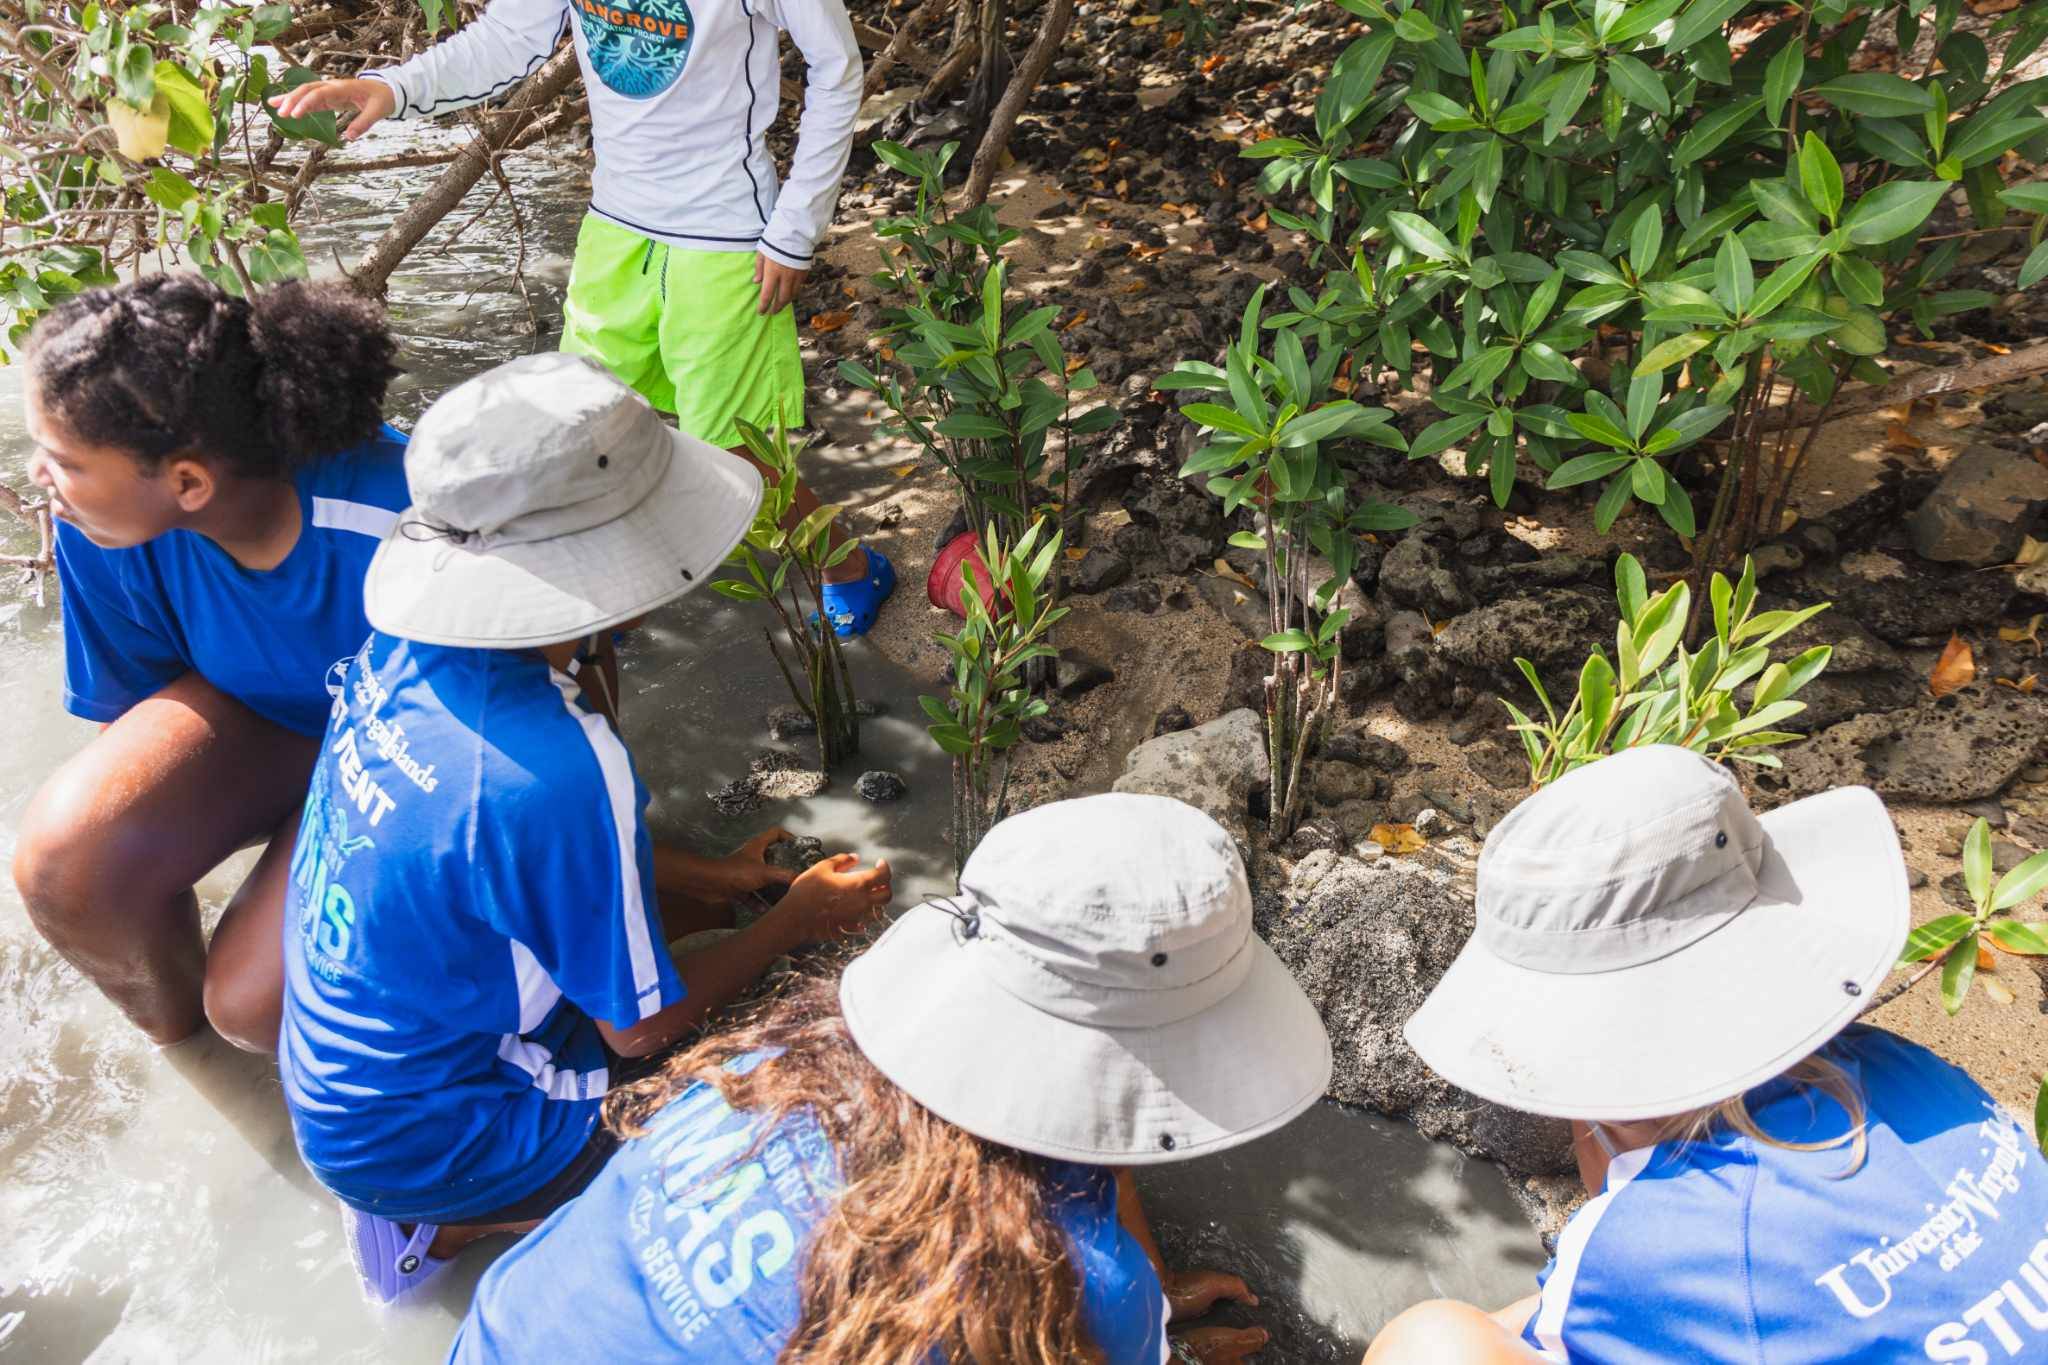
top-left (0, 123), bottom-right (1540, 1361)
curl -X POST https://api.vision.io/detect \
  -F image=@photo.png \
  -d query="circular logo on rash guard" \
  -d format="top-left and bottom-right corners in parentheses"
top-left (573, 0), bottom-right (695, 98)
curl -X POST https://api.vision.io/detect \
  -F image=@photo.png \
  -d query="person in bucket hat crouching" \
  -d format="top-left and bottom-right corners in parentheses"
top-left (446, 792), bottom-right (1334, 1363)
top-left (1364, 745), bottom-right (2048, 1365)
top-left (279, 353), bottom-right (893, 1305)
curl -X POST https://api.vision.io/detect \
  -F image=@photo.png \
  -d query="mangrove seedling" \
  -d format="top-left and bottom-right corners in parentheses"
top-left (922, 518), bottom-right (1067, 873)
top-left (1890, 819), bottom-right (2048, 1152)
top-left (712, 418), bottom-right (864, 769)
top-left (1506, 553), bottom-right (1833, 787)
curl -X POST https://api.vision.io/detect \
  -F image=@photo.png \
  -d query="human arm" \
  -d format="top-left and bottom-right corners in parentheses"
top-left (754, 0), bottom-right (862, 287)
top-left (1113, 1169), bottom-right (1269, 1363)
top-left (596, 852), bottom-right (890, 1056)
top-left (651, 828), bottom-right (798, 902)
top-left (268, 0), bottom-right (570, 134)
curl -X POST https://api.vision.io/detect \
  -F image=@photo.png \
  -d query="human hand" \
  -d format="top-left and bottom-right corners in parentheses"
top-left (1172, 1325), bottom-right (1270, 1363)
top-left (267, 78), bottom-right (396, 141)
top-left (754, 254), bottom-right (807, 315)
top-left (780, 853), bottom-right (892, 939)
top-left (718, 827), bottom-right (798, 898)
top-left (1167, 1269), bottom-right (1260, 1322)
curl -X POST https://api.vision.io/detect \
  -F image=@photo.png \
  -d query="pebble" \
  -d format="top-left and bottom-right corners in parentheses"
top-left (1351, 840), bottom-right (1385, 862)
top-left (2023, 765), bottom-right (2048, 784)
top-left (1907, 866), bottom-right (1929, 889)
top-left (1421, 789), bottom-right (1473, 824)
top-left (1413, 808), bottom-right (1444, 836)
top-left (855, 770), bottom-right (908, 803)
top-left (1961, 799), bottom-right (2008, 828)
top-left (765, 835), bottom-right (826, 874)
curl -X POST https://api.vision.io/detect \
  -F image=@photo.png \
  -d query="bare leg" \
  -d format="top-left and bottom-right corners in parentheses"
top-left (724, 444), bottom-right (869, 585)
top-left (12, 674), bottom-right (318, 1045)
top-left (202, 810), bottom-right (302, 1053)
top-left (1363, 1300), bottom-right (1547, 1364)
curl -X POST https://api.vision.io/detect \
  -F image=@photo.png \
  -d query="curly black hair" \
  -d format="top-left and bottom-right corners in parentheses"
top-left (25, 274), bottom-right (402, 479)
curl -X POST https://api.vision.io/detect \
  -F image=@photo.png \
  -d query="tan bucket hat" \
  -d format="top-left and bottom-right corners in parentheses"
top-left (840, 793), bottom-right (1333, 1165)
top-left (364, 352), bottom-right (762, 648)
top-left (1404, 745), bottom-right (1910, 1122)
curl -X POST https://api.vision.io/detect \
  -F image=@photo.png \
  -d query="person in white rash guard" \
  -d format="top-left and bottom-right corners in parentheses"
top-left (272, 0), bottom-right (903, 638)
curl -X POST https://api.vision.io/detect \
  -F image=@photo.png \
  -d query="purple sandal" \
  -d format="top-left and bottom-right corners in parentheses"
top-left (341, 1203), bottom-right (451, 1305)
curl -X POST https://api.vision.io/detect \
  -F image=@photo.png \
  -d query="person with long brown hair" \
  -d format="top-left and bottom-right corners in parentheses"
top-left (447, 792), bottom-right (1335, 1362)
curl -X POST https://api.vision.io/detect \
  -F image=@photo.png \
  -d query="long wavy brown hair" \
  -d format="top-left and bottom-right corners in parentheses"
top-left (604, 958), bottom-right (1103, 1364)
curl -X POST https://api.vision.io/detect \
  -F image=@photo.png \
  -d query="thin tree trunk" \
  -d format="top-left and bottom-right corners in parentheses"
top-left (348, 45), bottom-right (580, 298)
top-left (861, 0), bottom-right (950, 95)
top-left (963, 0), bottom-right (1073, 206)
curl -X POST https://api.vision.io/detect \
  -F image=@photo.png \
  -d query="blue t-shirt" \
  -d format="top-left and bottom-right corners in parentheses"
top-left (53, 426), bottom-right (409, 737)
top-left (448, 1057), bottom-right (1171, 1363)
top-left (1520, 1026), bottom-right (2048, 1363)
top-left (279, 630), bottom-right (686, 1223)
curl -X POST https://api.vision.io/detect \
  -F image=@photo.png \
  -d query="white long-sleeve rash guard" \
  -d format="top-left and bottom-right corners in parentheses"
top-left (365, 0), bottom-right (861, 269)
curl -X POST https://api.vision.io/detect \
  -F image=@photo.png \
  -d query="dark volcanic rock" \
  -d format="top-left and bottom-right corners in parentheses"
top-left (1056, 652), bottom-right (1115, 698)
top-left (765, 834), bottom-right (826, 874)
top-left (1775, 693), bottom-right (2048, 804)
top-left (1070, 548), bottom-right (1133, 595)
top-left (1106, 580), bottom-right (1164, 614)
top-left (1378, 535), bottom-right (1473, 619)
top-left (854, 770), bottom-right (907, 802)
top-left (1435, 590), bottom-right (1612, 683)
top-left (1825, 557), bottom-right (2014, 644)
top-left (1153, 703), bottom-right (1194, 736)
top-left (1256, 850), bottom-right (1574, 1176)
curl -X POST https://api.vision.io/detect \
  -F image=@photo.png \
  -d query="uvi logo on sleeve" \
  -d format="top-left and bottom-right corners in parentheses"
top-left (572, 0), bottom-right (695, 98)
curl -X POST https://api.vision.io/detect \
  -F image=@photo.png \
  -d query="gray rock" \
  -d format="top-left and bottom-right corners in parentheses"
top-left (1466, 734), bottom-right (1531, 791)
top-left (709, 777), bottom-right (762, 817)
top-left (854, 770), bottom-right (908, 802)
top-left (765, 834), bottom-right (826, 874)
top-left (1070, 548), bottom-right (1132, 595)
top-left (1378, 536), bottom-right (1473, 619)
top-left (1750, 541), bottom-right (1806, 578)
top-left (1820, 560), bottom-right (2013, 645)
top-left (1775, 693), bottom-right (2048, 804)
top-left (1962, 799), bottom-right (2008, 827)
top-left (2019, 560), bottom-right (2048, 600)
top-left (1255, 850), bottom-right (1575, 1176)
top-left (1384, 610), bottom-right (1458, 715)
top-left (1115, 707), bottom-right (1270, 851)
top-left (1355, 734), bottom-right (1412, 772)
top-left (1106, 581), bottom-right (1163, 614)
top-left (1312, 761), bottom-right (1381, 808)
top-left (1912, 444), bottom-right (2048, 567)
top-left (1463, 554), bottom-right (1608, 599)
top-left (1447, 695), bottom-right (1500, 747)
top-left (1196, 573), bottom-right (1269, 640)
top-left (1056, 653), bottom-right (1115, 698)
top-left (1334, 582), bottom-right (1387, 662)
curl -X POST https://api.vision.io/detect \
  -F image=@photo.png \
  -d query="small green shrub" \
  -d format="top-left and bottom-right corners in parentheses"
top-left (1506, 553), bottom-right (1832, 786)
top-left (922, 519), bottom-right (1068, 872)
top-left (1898, 819), bottom-right (2048, 1152)
top-left (712, 419), bottom-right (863, 769)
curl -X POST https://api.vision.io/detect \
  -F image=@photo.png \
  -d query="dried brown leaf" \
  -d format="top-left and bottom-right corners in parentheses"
top-left (1213, 558), bottom-right (1257, 589)
top-left (1369, 823), bottom-right (1428, 855)
top-left (809, 309), bottom-right (853, 333)
top-left (1885, 421), bottom-right (1925, 452)
top-left (1930, 633), bottom-right (1976, 698)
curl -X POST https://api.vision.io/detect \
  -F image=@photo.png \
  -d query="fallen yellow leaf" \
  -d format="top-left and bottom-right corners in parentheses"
top-left (2014, 536), bottom-right (2047, 568)
top-left (891, 463), bottom-right (919, 479)
top-left (1065, 547), bottom-right (1089, 560)
top-left (1885, 421), bottom-right (1925, 452)
top-left (809, 309), bottom-right (853, 333)
top-left (1060, 309), bottom-right (1089, 332)
top-left (1130, 12), bottom-right (1162, 24)
top-left (1065, 355), bottom-right (1088, 375)
top-left (1999, 614), bottom-right (2042, 654)
top-left (1930, 633), bottom-right (1975, 698)
top-left (1369, 823), bottom-right (1428, 855)
top-left (1981, 974), bottom-right (2015, 1005)
top-left (1996, 674), bottom-right (2040, 694)
top-left (1213, 558), bottom-right (1257, 589)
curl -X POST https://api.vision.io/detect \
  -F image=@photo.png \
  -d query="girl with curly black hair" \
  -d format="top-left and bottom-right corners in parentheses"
top-left (11, 273), bottom-right (408, 1053)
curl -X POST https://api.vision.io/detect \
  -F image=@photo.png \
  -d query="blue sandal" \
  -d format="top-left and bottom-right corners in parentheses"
top-left (817, 548), bottom-right (896, 638)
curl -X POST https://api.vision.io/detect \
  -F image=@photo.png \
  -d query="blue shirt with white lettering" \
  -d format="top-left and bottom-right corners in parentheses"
top-left (1519, 1026), bottom-right (2048, 1364)
top-left (53, 426), bottom-right (409, 736)
top-left (279, 630), bottom-right (686, 1223)
top-left (447, 1055), bottom-right (1171, 1364)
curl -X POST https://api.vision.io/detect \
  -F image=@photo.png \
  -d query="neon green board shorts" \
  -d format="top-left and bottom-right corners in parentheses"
top-left (560, 214), bottom-right (805, 448)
